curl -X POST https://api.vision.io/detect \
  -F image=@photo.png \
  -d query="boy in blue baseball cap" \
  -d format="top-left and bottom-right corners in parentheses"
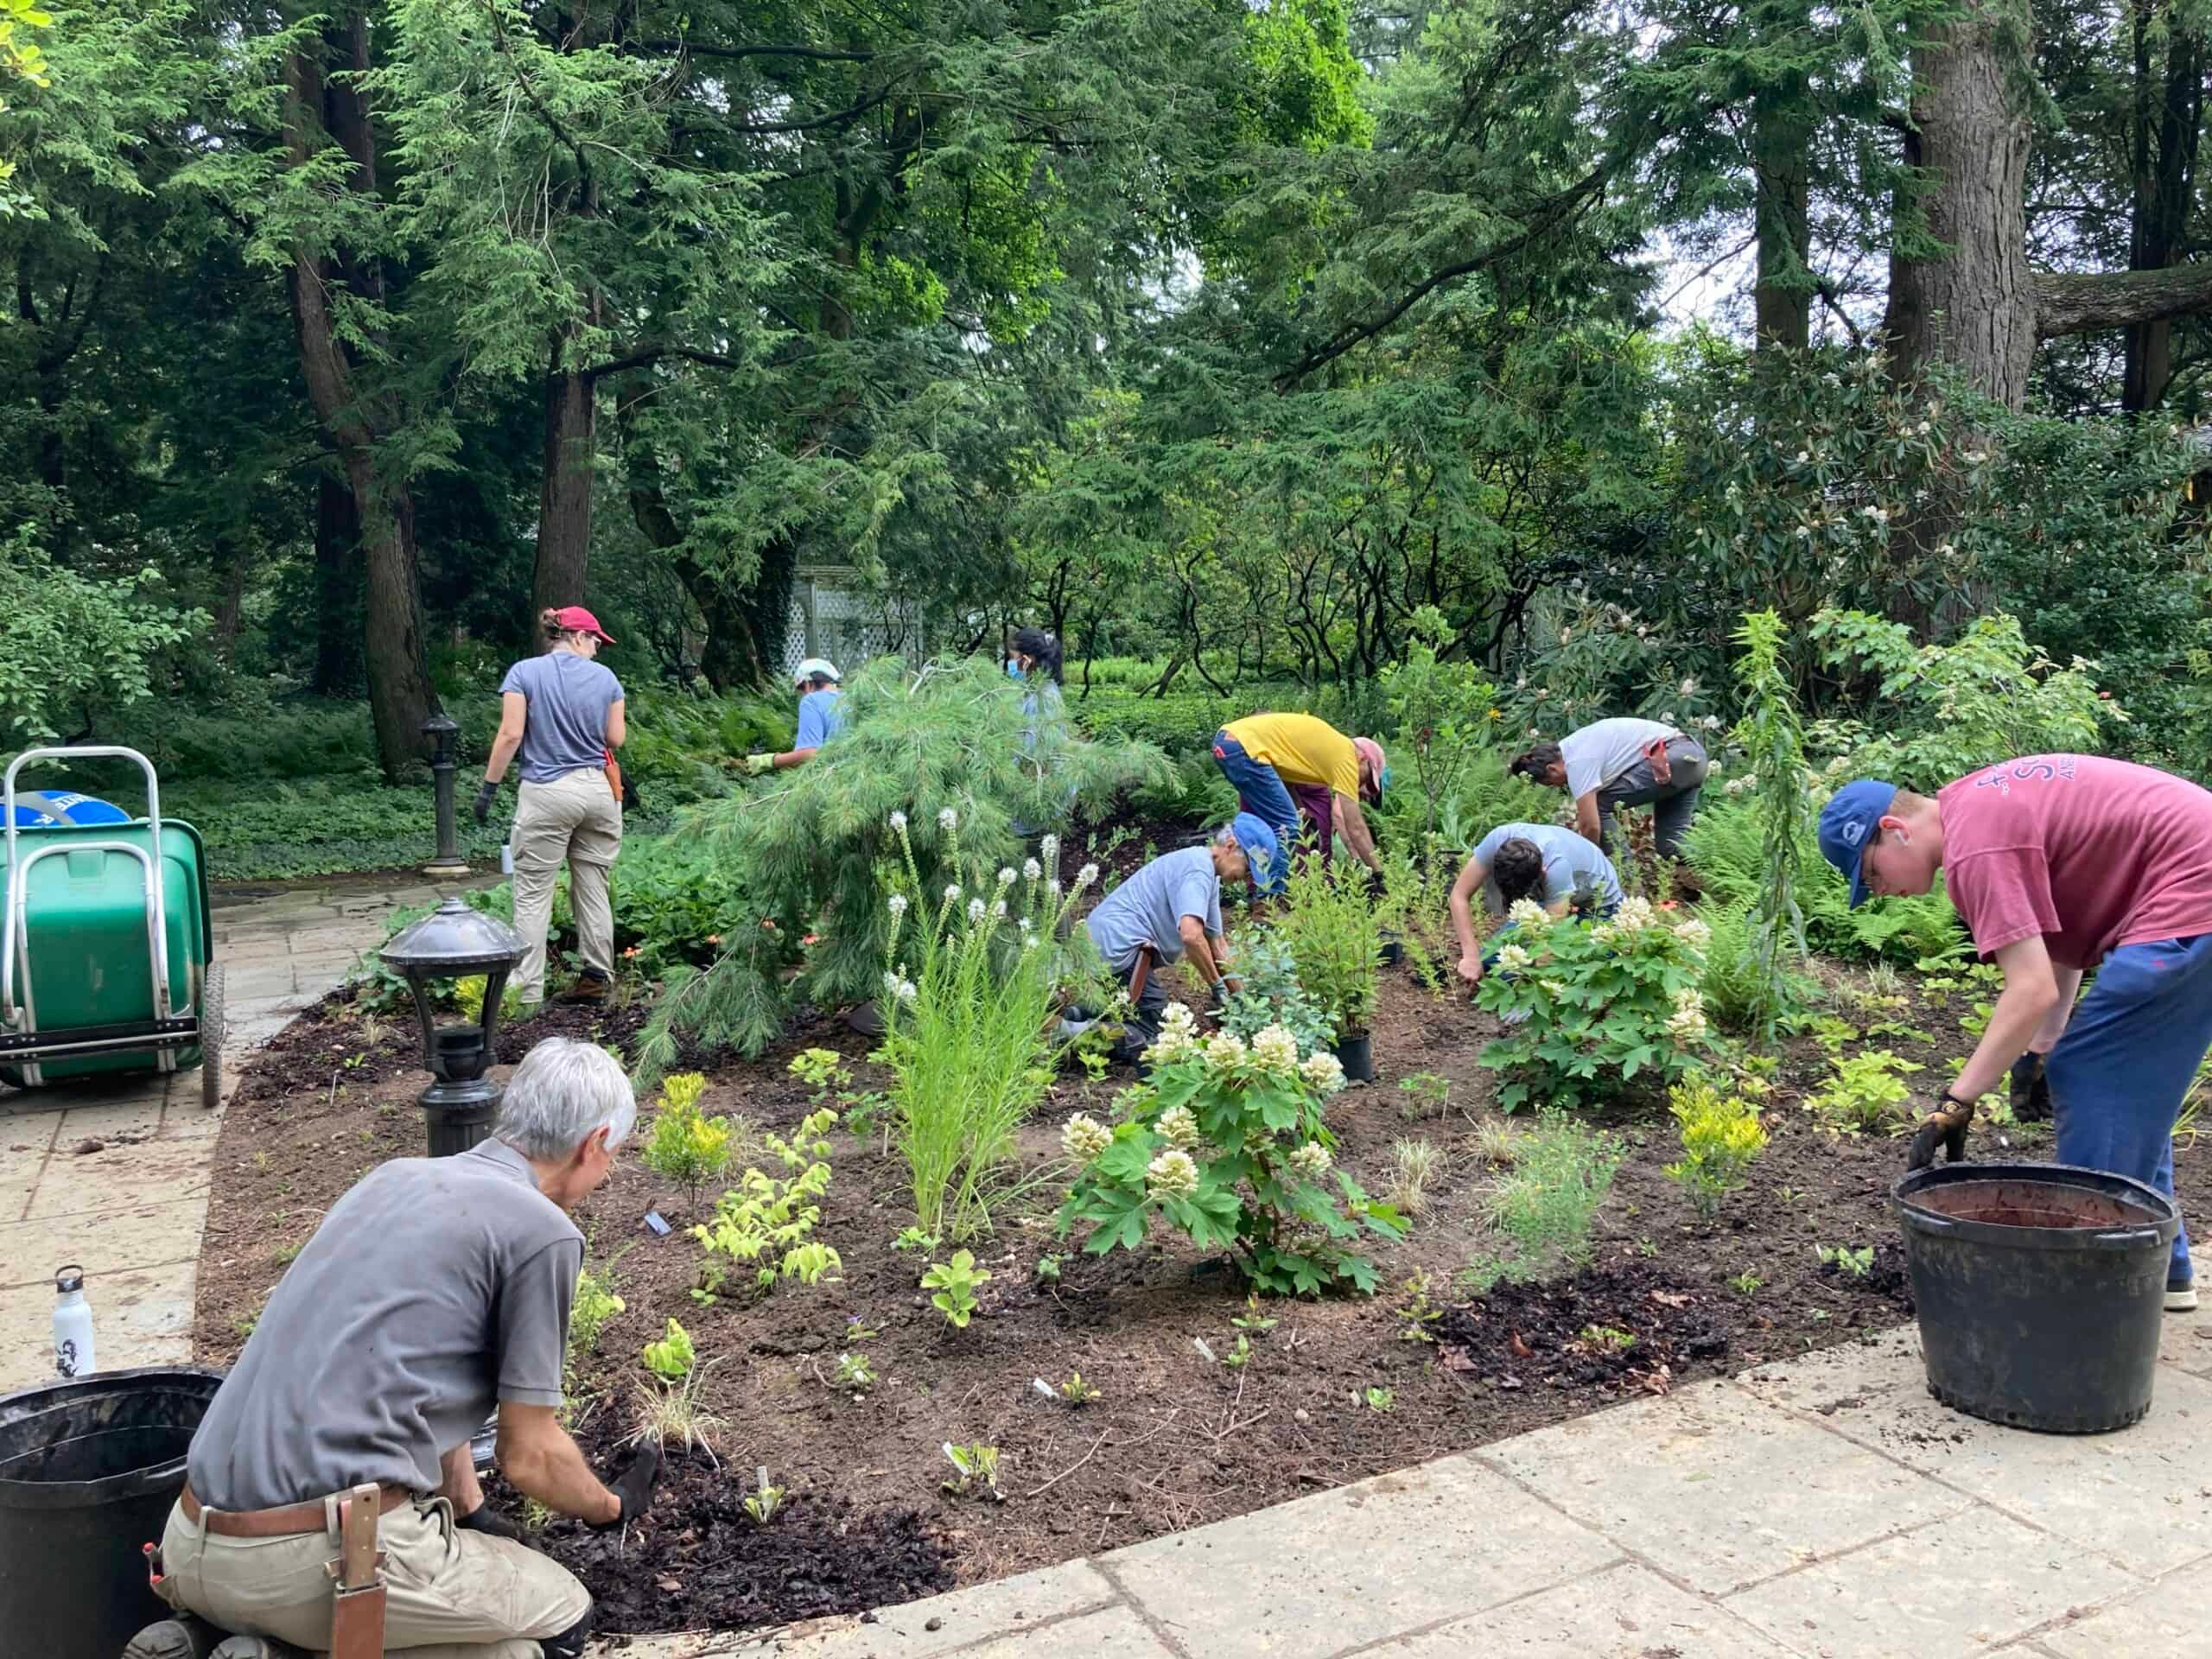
top-left (1820, 757), bottom-right (2212, 1311)
top-left (1077, 815), bottom-right (1277, 1063)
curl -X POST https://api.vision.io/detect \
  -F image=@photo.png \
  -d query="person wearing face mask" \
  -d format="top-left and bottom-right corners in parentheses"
top-left (1819, 755), bottom-right (2212, 1313)
top-left (1007, 628), bottom-right (1071, 852)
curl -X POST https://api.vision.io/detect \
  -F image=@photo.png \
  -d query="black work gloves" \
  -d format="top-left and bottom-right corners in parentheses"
top-left (472, 779), bottom-right (499, 824)
top-left (1906, 1090), bottom-right (1975, 1172)
top-left (2009, 1051), bottom-right (2052, 1124)
top-left (456, 1501), bottom-right (529, 1545)
top-left (594, 1440), bottom-right (664, 1529)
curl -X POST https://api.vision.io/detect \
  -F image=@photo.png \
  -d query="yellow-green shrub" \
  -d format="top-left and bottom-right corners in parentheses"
top-left (1664, 1077), bottom-right (1769, 1220)
top-left (640, 1073), bottom-right (734, 1214)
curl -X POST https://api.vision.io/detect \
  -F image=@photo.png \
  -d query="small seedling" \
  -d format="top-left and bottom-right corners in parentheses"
top-left (1231, 1294), bottom-right (1278, 1335)
top-left (1636, 1237), bottom-right (1659, 1259)
top-left (1577, 1324), bottom-right (1637, 1355)
top-left (833, 1351), bottom-right (877, 1392)
top-left (1221, 1333), bottom-right (1255, 1370)
top-left (742, 1466), bottom-right (785, 1524)
top-left (1728, 1271), bottom-right (1764, 1296)
top-left (1033, 1252), bottom-right (1065, 1285)
top-left (1058, 1371), bottom-right (1102, 1407)
top-left (941, 1441), bottom-right (1002, 1499)
top-left (641, 1317), bottom-right (696, 1382)
top-left (1395, 1272), bottom-right (1442, 1344)
top-left (892, 1226), bottom-right (939, 1254)
top-left (921, 1250), bottom-right (993, 1328)
top-left (1817, 1243), bottom-right (1874, 1279)
top-left (1363, 1386), bottom-right (1395, 1413)
top-left (1398, 1071), bottom-right (1452, 1120)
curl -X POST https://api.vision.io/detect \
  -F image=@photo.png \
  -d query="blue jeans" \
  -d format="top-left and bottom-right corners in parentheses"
top-left (1211, 730), bottom-right (1298, 893)
top-left (2046, 934), bottom-right (2212, 1284)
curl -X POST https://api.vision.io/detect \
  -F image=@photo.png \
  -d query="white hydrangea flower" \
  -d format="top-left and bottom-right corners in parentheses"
top-left (1700, 714), bottom-right (1723, 730)
top-left (1146, 1148), bottom-right (1200, 1200)
top-left (1679, 677), bottom-right (1697, 698)
top-left (1794, 449), bottom-right (1809, 464)
top-left (1539, 978), bottom-right (1568, 999)
top-left (1300, 1050), bottom-right (1346, 1096)
top-left (1023, 857), bottom-right (1043, 880)
top-left (1794, 524), bottom-right (1814, 538)
top-left (1495, 943), bottom-right (1534, 973)
top-left (1287, 1141), bottom-right (1333, 1181)
top-left (1615, 895), bottom-right (1658, 931)
top-left (1157, 1105), bottom-right (1201, 1150)
top-left (997, 867), bottom-right (1018, 888)
top-left (1075, 862), bottom-right (1101, 889)
top-left (968, 897), bottom-right (987, 924)
top-left (1144, 1002), bottom-right (1201, 1062)
top-left (1249, 1025), bottom-right (1300, 1073)
top-left (1062, 1114), bottom-right (1112, 1163)
top-left (1673, 918), bottom-right (1712, 950)
top-left (1666, 986), bottom-right (1708, 1043)
top-left (1589, 922), bottom-right (1619, 946)
top-left (1204, 1030), bottom-right (1248, 1067)
top-left (890, 810), bottom-right (908, 830)
top-left (887, 892), bottom-right (909, 917)
top-left (938, 806), bottom-right (959, 831)
top-left (1507, 898), bottom-right (1550, 931)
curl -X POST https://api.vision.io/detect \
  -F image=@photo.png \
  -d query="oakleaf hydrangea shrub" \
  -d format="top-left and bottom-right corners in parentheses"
top-left (1055, 1007), bottom-right (1407, 1295)
top-left (1476, 897), bottom-right (1716, 1111)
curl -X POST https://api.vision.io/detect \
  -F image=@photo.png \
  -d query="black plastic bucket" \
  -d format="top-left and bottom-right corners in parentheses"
top-left (1332, 1031), bottom-right (1376, 1085)
top-left (1895, 1163), bottom-right (2177, 1433)
top-left (0, 1366), bottom-right (223, 1658)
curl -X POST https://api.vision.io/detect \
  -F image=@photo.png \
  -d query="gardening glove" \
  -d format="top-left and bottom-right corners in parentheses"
top-left (1906, 1090), bottom-right (1975, 1172)
top-left (472, 779), bottom-right (499, 824)
top-left (2009, 1051), bottom-right (2052, 1124)
top-left (1207, 979), bottom-right (1232, 1016)
top-left (593, 1440), bottom-right (663, 1529)
top-left (456, 1501), bottom-right (530, 1547)
top-left (744, 752), bottom-right (776, 777)
top-left (1366, 866), bottom-right (1389, 901)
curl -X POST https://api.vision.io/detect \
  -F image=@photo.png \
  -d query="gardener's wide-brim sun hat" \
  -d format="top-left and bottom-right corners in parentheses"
top-left (1818, 779), bottom-right (1897, 910)
top-left (1228, 812), bottom-right (1284, 894)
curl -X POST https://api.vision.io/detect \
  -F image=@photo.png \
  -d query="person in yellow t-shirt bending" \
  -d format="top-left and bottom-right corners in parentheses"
top-left (1211, 712), bottom-right (1389, 894)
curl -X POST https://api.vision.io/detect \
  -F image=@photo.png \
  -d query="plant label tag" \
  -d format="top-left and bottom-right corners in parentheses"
top-left (643, 1210), bottom-right (671, 1236)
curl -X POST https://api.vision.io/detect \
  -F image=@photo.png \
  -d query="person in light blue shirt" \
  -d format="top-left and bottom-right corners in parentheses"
top-left (747, 658), bottom-right (847, 774)
top-left (1447, 821), bottom-right (1623, 988)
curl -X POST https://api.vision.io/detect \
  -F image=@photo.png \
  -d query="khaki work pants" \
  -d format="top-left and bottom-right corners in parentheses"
top-left (156, 1492), bottom-right (591, 1657)
top-left (511, 766), bottom-right (622, 1003)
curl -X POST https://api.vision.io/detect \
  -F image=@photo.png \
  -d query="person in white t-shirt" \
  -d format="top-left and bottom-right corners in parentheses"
top-left (1509, 716), bottom-right (1708, 858)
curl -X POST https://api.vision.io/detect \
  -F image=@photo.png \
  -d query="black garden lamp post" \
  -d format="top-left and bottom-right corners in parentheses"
top-left (381, 897), bottom-right (526, 1156)
top-left (423, 714), bottom-right (471, 878)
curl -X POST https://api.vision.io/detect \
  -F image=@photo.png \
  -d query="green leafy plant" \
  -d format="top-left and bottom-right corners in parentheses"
top-left (1219, 1333), bottom-right (1255, 1369)
top-left (1217, 924), bottom-right (1338, 1058)
top-left (1058, 1371), bottom-right (1102, 1406)
top-left (1729, 1271), bottom-right (1764, 1295)
top-left (1725, 611), bottom-right (1816, 1040)
top-left (1577, 1325), bottom-right (1636, 1355)
top-left (1818, 1243), bottom-right (1875, 1279)
top-left (1396, 1071), bottom-right (1452, 1121)
top-left (832, 1351), bottom-right (877, 1392)
top-left (1475, 896), bottom-right (1716, 1110)
top-left (743, 1467), bottom-right (786, 1525)
top-left (639, 1072), bottom-right (736, 1215)
top-left (1395, 1272), bottom-right (1442, 1344)
top-left (1460, 1113), bottom-right (1624, 1292)
top-left (921, 1249), bottom-right (993, 1328)
top-left (1807, 1050), bottom-right (1923, 1133)
top-left (1279, 857), bottom-right (1386, 1041)
top-left (879, 811), bottom-right (1095, 1241)
top-left (892, 1226), bottom-right (940, 1254)
top-left (1363, 1386), bottom-right (1395, 1413)
top-left (641, 1317), bottom-right (696, 1382)
top-left (453, 975), bottom-right (524, 1027)
top-left (1033, 1251), bottom-right (1064, 1284)
top-left (1054, 1007), bottom-right (1406, 1295)
top-left (1380, 606), bottom-right (1500, 839)
top-left (690, 1109), bottom-right (844, 1294)
top-left (567, 1266), bottom-right (625, 1376)
top-left (941, 1441), bottom-right (1002, 1499)
top-left (1231, 1293), bottom-right (1279, 1334)
top-left (1663, 1077), bottom-right (1770, 1221)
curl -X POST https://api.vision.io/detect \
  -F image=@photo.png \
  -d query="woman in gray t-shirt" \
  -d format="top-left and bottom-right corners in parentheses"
top-left (475, 607), bottom-right (626, 1006)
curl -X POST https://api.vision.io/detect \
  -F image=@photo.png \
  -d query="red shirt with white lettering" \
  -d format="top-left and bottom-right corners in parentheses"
top-left (1937, 755), bottom-right (2212, 969)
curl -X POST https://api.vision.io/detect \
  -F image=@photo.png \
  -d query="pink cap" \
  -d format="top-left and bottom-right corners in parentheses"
top-left (550, 605), bottom-right (614, 645)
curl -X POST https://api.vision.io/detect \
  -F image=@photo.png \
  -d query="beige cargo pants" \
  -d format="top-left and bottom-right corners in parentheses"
top-left (156, 1492), bottom-right (591, 1657)
top-left (511, 766), bottom-right (622, 1004)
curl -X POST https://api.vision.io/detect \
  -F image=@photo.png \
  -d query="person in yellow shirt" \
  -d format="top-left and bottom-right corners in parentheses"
top-left (1211, 712), bottom-right (1388, 892)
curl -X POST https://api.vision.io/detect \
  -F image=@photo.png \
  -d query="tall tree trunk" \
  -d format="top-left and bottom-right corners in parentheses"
top-left (533, 342), bottom-right (596, 616)
top-left (2123, 6), bottom-right (2202, 410)
top-left (1750, 22), bottom-right (1815, 352)
top-left (313, 467), bottom-right (365, 695)
top-left (283, 27), bottom-right (437, 781)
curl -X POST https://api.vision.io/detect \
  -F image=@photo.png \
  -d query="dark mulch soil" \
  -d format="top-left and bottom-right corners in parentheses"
top-left (192, 937), bottom-right (2211, 1637)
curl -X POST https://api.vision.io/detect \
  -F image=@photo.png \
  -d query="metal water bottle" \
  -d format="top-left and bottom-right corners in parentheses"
top-left (499, 841), bottom-right (515, 875)
top-left (53, 1265), bottom-right (94, 1378)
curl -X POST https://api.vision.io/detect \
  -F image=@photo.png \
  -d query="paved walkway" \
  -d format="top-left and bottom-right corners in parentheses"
top-left (0, 874), bottom-right (448, 1392)
top-left (612, 1319), bottom-right (2212, 1659)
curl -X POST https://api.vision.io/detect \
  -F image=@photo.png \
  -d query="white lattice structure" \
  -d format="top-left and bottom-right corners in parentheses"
top-left (779, 566), bottom-right (930, 678)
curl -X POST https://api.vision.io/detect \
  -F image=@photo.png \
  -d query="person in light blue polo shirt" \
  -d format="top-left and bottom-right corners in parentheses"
top-left (747, 658), bottom-right (847, 774)
top-left (1447, 821), bottom-right (1623, 988)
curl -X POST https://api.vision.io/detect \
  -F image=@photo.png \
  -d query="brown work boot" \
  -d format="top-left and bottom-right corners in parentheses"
top-left (557, 972), bottom-right (610, 1004)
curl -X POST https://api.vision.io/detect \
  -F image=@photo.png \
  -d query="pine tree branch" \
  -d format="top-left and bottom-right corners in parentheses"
top-left (2036, 262), bottom-right (2212, 338)
top-left (630, 39), bottom-right (876, 64)
top-left (582, 346), bottom-right (750, 381)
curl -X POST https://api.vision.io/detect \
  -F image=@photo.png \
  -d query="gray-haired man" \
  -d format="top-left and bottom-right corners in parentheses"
top-left (132, 1038), bottom-right (659, 1659)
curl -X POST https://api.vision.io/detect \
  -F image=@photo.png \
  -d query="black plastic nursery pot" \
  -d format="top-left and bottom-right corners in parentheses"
top-left (1894, 1162), bottom-right (2177, 1433)
top-left (1332, 1031), bottom-right (1376, 1084)
top-left (0, 1366), bottom-right (224, 1659)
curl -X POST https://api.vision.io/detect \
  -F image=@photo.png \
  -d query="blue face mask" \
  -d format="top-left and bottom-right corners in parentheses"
top-left (1007, 659), bottom-right (1025, 679)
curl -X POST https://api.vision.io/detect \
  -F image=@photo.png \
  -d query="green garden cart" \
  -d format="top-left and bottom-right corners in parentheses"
top-left (0, 747), bottom-right (223, 1109)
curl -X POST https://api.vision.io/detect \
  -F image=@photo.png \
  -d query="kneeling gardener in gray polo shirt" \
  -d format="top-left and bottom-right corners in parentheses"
top-left (140, 1038), bottom-right (659, 1659)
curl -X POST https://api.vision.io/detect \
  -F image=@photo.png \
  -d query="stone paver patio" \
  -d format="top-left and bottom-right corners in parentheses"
top-left (608, 1320), bottom-right (2212, 1659)
top-left (8, 874), bottom-right (2209, 1659)
top-left (0, 874), bottom-right (449, 1391)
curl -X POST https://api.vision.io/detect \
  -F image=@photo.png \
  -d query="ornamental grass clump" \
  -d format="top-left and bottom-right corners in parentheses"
top-left (1475, 895), bottom-right (1716, 1111)
top-left (1663, 1076), bottom-right (1769, 1220)
top-left (1054, 1006), bottom-right (1407, 1294)
top-left (879, 810), bottom-right (1095, 1243)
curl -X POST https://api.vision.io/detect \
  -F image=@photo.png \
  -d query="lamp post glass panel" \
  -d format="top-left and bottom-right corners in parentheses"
top-left (380, 897), bottom-right (526, 1156)
top-left (423, 714), bottom-right (469, 876)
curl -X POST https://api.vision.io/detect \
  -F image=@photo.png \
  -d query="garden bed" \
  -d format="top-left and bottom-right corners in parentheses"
top-left (186, 944), bottom-right (2186, 1638)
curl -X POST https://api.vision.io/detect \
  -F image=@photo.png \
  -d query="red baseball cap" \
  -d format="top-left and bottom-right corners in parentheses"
top-left (550, 605), bottom-right (615, 645)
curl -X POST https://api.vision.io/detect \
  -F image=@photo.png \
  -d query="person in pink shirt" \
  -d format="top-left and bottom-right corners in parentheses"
top-left (1819, 755), bottom-right (2212, 1312)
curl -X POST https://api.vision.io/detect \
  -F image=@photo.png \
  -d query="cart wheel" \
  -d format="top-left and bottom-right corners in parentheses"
top-left (200, 963), bottom-right (226, 1112)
